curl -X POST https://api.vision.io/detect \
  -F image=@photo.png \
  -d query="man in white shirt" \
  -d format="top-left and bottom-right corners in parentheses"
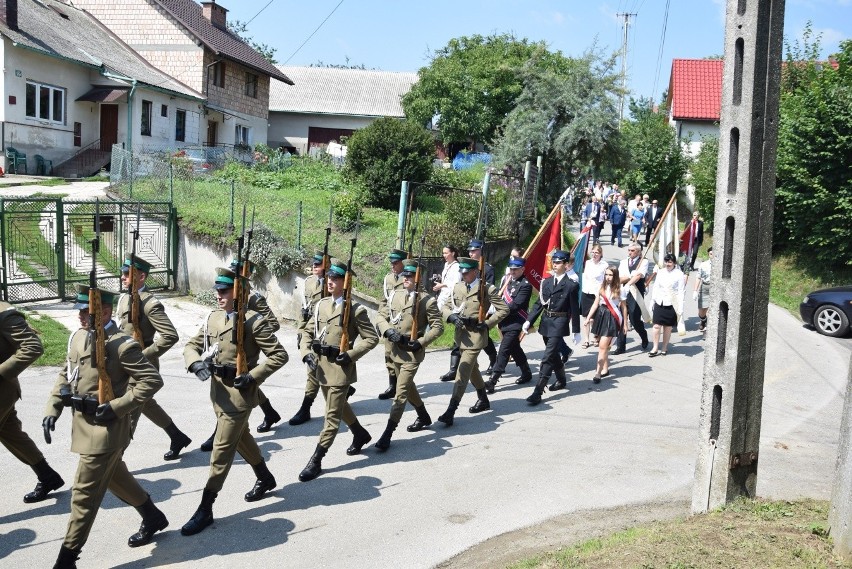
top-left (616, 243), bottom-right (650, 353)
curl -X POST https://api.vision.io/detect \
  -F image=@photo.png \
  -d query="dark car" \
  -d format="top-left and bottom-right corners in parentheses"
top-left (799, 286), bottom-right (852, 337)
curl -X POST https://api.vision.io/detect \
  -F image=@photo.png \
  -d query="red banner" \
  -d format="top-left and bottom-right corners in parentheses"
top-left (524, 206), bottom-right (562, 291)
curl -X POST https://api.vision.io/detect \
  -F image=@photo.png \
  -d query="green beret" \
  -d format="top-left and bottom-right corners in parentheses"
top-left (122, 256), bottom-right (152, 273)
top-left (328, 257), bottom-right (355, 278)
top-left (388, 248), bottom-right (407, 262)
top-left (312, 251), bottom-right (325, 264)
top-left (230, 259), bottom-right (256, 275)
top-left (457, 257), bottom-right (478, 271)
top-left (401, 259), bottom-right (419, 276)
top-left (214, 267), bottom-right (236, 290)
top-left (72, 283), bottom-right (117, 308)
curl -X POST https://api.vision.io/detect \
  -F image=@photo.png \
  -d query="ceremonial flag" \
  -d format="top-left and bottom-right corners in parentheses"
top-left (680, 217), bottom-right (699, 261)
top-left (571, 226), bottom-right (591, 302)
top-left (523, 203), bottom-right (562, 291)
top-left (651, 196), bottom-right (679, 267)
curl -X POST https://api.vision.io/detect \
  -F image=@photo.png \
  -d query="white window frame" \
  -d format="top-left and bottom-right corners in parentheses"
top-left (25, 80), bottom-right (66, 125)
top-left (235, 124), bottom-right (251, 146)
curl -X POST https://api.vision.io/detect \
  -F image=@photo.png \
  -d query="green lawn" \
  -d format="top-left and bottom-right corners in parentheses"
top-left (24, 309), bottom-right (71, 367)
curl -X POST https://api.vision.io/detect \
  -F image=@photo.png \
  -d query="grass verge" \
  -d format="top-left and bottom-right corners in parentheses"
top-left (510, 498), bottom-right (850, 569)
top-left (24, 310), bottom-right (71, 367)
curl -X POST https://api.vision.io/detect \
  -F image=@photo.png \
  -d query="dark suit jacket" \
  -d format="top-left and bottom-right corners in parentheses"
top-left (527, 275), bottom-right (581, 337)
top-left (499, 276), bottom-right (531, 332)
top-left (608, 204), bottom-right (627, 227)
top-left (646, 206), bottom-right (663, 230)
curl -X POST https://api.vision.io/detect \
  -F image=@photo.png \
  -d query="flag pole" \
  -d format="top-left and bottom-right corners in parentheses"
top-left (641, 190), bottom-right (679, 264)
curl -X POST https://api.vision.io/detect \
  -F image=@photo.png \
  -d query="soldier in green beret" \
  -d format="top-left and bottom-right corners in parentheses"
top-left (181, 268), bottom-right (289, 536)
top-left (377, 248), bottom-right (408, 401)
top-left (373, 259), bottom-right (444, 450)
top-left (0, 301), bottom-right (65, 503)
top-left (45, 285), bottom-right (168, 568)
top-left (117, 256), bottom-right (191, 461)
top-left (297, 258), bottom-right (379, 482)
top-left (438, 257), bottom-right (509, 426)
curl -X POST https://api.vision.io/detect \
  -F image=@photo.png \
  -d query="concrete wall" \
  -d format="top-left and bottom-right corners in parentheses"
top-left (267, 111), bottom-right (374, 154)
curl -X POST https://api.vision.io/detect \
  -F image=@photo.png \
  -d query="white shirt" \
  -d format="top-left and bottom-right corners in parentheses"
top-left (698, 259), bottom-right (712, 285)
top-left (582, 257), bottom-right (609, 295)
top-left (651, 266), bottom-right (685, 306)
top-left (437, 260), bottom-right (461, 310)
top-left (618, 256), bottom-right (648, 284)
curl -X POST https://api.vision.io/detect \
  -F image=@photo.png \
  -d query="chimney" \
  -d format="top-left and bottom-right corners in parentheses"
top-left (0, 0), bottom-right (18, 30)
top-left (200, 1), bottom-right (227, 30)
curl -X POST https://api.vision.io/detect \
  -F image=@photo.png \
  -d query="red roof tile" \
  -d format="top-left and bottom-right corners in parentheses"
top-left (667, 59), bottom-right (722, 121)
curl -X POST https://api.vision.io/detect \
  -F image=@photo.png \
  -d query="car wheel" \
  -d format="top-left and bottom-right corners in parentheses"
top-left (813, 304), bottom-right (849, 337)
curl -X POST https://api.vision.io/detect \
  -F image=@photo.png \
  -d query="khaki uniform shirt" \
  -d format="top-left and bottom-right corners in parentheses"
top-left (248, 291), bottom-right (280, 333)
top-left (441, 280), bottom-right (509, 349)
top-left (375, 290), bottom-right (443, 364)
top-left (117, 289), bottom-right (178, 365)
top-left (298, 275), bottom-right (325, 333)
top-left (299, 297), bottom-right (379, 387)
top-left (45, 322), bottom-right (163, 454)
top-left (0, 302), bottom-right (44, 399)
top-left (183, 309), bottom-right (288, 413)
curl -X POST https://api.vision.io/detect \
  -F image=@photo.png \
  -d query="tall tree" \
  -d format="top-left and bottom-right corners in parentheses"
top-left (690, 134), bottom-right (719, 231)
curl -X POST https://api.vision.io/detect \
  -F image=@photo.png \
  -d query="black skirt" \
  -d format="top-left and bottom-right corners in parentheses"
top-left (653, 303), bottom-right (678, 327)
top-left (591, 306), bottom-right (621, 338)
top-left (581, 292), bottom-right (596, 317)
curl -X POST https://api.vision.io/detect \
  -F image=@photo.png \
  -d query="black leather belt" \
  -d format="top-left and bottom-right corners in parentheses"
top-left (70, 394), bottom-right (99, 415)
top-left (312, 341), bottom-right (340, 359)
top-left (545, 310), bottom-right (568, 317)
top-left (211, 364), bottom-right (237, 380)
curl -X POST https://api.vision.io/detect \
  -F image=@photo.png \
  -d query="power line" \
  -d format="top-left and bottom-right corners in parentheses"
top-left (245, 0), bottom-right (276, 26)
top-left (651, 0), bottom-right (671, 104)
top-left (282, 0), bottom-right (346, 66)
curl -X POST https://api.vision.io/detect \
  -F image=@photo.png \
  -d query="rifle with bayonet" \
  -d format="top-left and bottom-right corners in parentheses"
top-left (321, 205), bottom-right (332, 298)
top-left (409, 228), bottom-right (427, 342)
top-left (232, 205), bottom-right (255, 376)
top-left (477, 246), bottom-right (488, 325)
top-left (89, 199), bottom-right (114, 404)
top-left (127, 204), bottom-right (143, 345)
top-left (338, 214), bottom-right (361, 354)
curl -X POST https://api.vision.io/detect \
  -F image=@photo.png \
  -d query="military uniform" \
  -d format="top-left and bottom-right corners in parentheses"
top-left (117, 257), bottom-right (190, 461)
top-left (45, 286), bottom-right (166, 567)
top-left (438, 258), bottom-right (508, 425)
top-left (373, 259), bottom-right (444, 449)
top-left (181, 268), bottom-right (288, 536)
top-left (524, 250), bottom-right (582, 405)
top-left (485, 257), bottom-right (533, 392)
top-left (289, 252), bottom-right (326, 426)
top-left (466, 239), bottom-right (498, 372)
top-left (0, 301), bottom-right (64, 503)
top-left (297, 258), bottom-right (379, 481)
top-left (377, 248), bottom-right (407, 400)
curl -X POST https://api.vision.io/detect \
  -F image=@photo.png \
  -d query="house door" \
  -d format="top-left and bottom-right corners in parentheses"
top-left (206, 121), bottom-right (218, 146)
top-left (99, 104), bottom-right (118, 151)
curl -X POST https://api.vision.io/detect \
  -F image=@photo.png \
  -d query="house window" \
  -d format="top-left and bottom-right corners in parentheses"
top-left (175, 110), bottom-right (186, 142)
top-left (25, 80), bottom-right (65, 124)
top-left (141, 100), bottom-right (152, 136)
top-left (212, 61), bottom-right (225, 88)
top-left (73, 122), bottom-right (81, 147)
top-left (161, 104), bottom-right (168, 117)
top-left (235, 124), bottom-right (250, 146)
top-left (245, 72), bottom-right (258, 98)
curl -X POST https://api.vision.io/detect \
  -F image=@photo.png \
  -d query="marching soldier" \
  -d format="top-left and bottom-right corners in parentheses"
top-left (522, 250), bottom-right (582, 405)
top-left (181, 268), bottom-right (288, 536)
top-left (438, 257), bottom-right (508, 426)
top-left (466, 239), bottom-right (498, 374)
top-left (288, 251), bottom-right (326, 425)
top-left (373, 259), bottom-right (444, 450)
top-left (377, 248), bottom-right (407, 400)
top-left (198, 261), bottom-right (283, 451)
top-left (117, 257), bottom-right (191, 461)
top-left (483, 256), bottom-right (533, 393)
top-left (0, 301), bottom-right (64, 504)
top-left (46, 285), bottom-right (167, 568)
top-left (298, 258), bottom-right (379, 482)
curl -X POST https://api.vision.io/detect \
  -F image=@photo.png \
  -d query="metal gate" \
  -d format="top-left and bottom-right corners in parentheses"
top-left (0, 198), bottom-right (177, 304)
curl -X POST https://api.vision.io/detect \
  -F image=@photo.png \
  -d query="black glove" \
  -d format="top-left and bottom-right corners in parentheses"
top-left (447, 314), bottom-right (463, 328)
top-left (94, 403), bottom-right (117, 425)
top-left (407, 340), bottom-right (422, 352)
top-left (384, 329), bottom-right (402, 343)
top-left (301, 307), bottom-right (311, 320)
top-left (189, 361), bottom-right (211, 381)
top-left (303, 354), bottom-right (318, 371)
top-left (42, 416), bottom-right (56, 444)
top-left (475, 322), bottom-right (489, 332)
top-left (233, 373), bottom-right (255, 389)
top-left (334, 352), bottom-right (352, 366)
top-left (59, 384), bottom-right (72, 407)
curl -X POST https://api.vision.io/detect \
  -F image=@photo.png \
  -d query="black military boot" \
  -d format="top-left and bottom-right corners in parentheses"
top-left (199, 427), bottom-right (216, 452)
top-left (516, 361), bottom-right (533, 385)
top-left (181, 489), bottom-right (217, 536)
top-left (484, 339), bottom-right (497, 375)
top-left (163, 422), bottom-right (192, 461)
top-left (437, 399), bottom-right (460, 426)
top-left (526, 376), bottom-right (549, 405)
top-left (24, 459), bottom-right (64, 503)
top-left (439, 353), bottom-right (460, 382)
top-left (346, 421), bottom-right (372, 455)
top-left (53, 545), bottom-right (80, 569)
top-left (484, 373), bottom-right (500, 394)
top-left (128, 495), bottom-right (168, 547)
top-left (469, 388), bottom-right (491, 413)
top-left (245, 460), bottom-right (276, 502)
top-left (299, 445), bottom-right (327, 482)
top-left (256, 399), bottom-right (282, 433)
top-left (374, 419), bottom-right (398, 452)
top-left (549, 368), bottom-right (567, 391)
top-left (407, 405), bottom-right (433, 432)
top-left (288, 396), bottom-right (315, 426)
top-left (378, 374), bottom-right (397, 400)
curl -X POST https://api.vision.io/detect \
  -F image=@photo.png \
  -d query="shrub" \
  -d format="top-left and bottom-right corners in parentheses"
top-left (331, 186), bottom-right (366, 231)
top-left (250, 223), bottom-right (308, 275)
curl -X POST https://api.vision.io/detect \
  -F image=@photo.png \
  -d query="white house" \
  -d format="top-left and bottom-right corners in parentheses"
top-left (665, 58), bottom-right (723, 157)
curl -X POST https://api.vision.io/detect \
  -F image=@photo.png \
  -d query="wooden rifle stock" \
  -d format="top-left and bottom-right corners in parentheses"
top-left (409, 230), bottom-right (426, 340)
top-left (90, 199), bottom-right (114, 403)
top-left (233, 205), bottom-right (250, 376)
top-left (338, 217), bottom-right (360, 353)
top-left (128, 206), bottom-right (143, 344)
top-left (477, 254), bottom-right (487, 323)
top-left (322, 205), bottom-right (332, 298)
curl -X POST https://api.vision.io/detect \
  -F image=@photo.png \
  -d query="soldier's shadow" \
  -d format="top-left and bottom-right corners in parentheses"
top-left (0, 492), bottom-right (71, 526)
top-left (0, 528), bottom-right (36, 561)
top-left (101, 478), bottom-right (182, 510)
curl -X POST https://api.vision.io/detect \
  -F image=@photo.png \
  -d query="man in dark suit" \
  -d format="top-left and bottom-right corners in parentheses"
top-left (644, 199), bottom-right (662, 246)
top-left (522, 250), bottom-right (581, 405)
top-left (608, 199), bottom-right (628, 247)
top-left (484, 257), bottom-right (532, 393)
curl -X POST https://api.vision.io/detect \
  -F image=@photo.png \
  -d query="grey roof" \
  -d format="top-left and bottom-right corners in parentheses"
top-left (269, 66), bottom-right (418, 117)
top-left (0, 0), bottom-right (202, 100)
top-left (153, 0), bottom-right (293, 85)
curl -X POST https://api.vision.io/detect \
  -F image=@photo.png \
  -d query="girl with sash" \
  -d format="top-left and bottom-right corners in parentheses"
top-left (584, 266), bottom-right (629, 383)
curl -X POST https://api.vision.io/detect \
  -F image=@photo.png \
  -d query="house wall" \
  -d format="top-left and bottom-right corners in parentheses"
top-left (131, 91), bottom-right (204, 153)
top-left (673, 119), bottom-right (719, 157)
top-left (267, 112), bottom-right (374, 154)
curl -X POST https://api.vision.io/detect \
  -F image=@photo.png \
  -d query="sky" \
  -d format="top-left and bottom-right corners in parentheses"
top-left (225, 0), bottom-right (852, 104)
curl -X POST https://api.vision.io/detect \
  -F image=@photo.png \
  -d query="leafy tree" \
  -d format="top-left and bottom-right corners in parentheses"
top-left (490, 46), bottom-right (625, 204)
top-left (402, 34), bottom-right (561, 154)
top-left (617, 97), bottom-right (690, 202)
top-left (343, 117), bottom-right (434, 208)
top-left (690, 134), bottom-right (719, 232)
top-left (775, 38), bottom-right (852, 270)
top-left (228, 20), bottom-right (277, 64)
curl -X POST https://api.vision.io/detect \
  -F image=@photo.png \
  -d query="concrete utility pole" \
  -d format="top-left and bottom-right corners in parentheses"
top-left (617, 12), bottom-right (636, 122)
top-left (829, 353), bottom-right (852, 560)
top-left (691, 0), bottom-right (786, 513)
